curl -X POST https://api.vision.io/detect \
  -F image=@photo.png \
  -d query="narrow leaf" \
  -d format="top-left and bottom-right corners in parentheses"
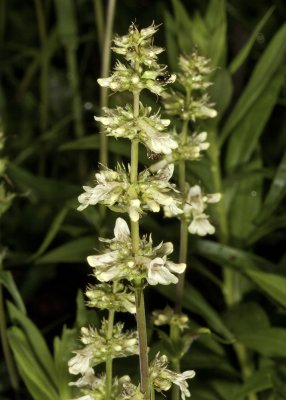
top-left (229, 6), bottom-right (275, 74)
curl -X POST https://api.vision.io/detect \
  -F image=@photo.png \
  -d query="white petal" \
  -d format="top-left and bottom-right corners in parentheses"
top-left (87, 250), bottom-right (119, 267)
top-left (166, 261), bottom-right (186, 274)
top-left (114, 218), bottom-right (130, 241)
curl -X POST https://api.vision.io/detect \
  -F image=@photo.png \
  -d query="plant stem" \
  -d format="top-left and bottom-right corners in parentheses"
top-left (135, 286), bottom-right (149, 399)
top-left (174, 118), bottom-right (189, 314)
top-left (208, 130), bottom-right (257, 400)
top-left (172, 117), bottom-right (189, 400)
top-left (131, 90), bottom-right (149, 399)
top-left (93, 0), bottom-right (104, 53)
top-left (105, 286), bottom-right (115, 400)
top-left (99, 0), bottom-right (116, 167)
top-left (0, 284), bottom-right (19, 391)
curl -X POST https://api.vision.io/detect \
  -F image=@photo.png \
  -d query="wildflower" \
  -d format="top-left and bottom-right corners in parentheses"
top-left (68, 321), bottom-right (138, 374)
top-left (95, 104), bottom-right (177, 155)
top-left (78, 164), bottom-right (181, 221)
top-left (149, 353), bottom-right (195, 399)
top-left (153, 306), bottom-right (189, 331)
top-left (87, 218), bottom-right (185, 285)
top-left (86, 283), bottom-right (136, 314)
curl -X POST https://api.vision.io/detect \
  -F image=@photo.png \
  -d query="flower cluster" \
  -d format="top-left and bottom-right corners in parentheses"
top-left (78, 164), bottom-right (181, 221)
top-left (149, 354), bottom-right (195, 400)
top-left (69, 321), bottom-right (138, 375)
top-left (85, 283), bottom-right (136, 314)
top-left (165, 185), bottom-right (221, 236)
top-left (95, 103), bottom-right (177, 155)
top-left (87, 217), bottom-right (186, 285)
top-left (98, 23), bottom-right (175, 96)
top-left (162, 52), bottom-right (217, 121)
top-left (70, 373), bottom-right (134, 400)
top-left (153, 306), bottom-right (189, 331)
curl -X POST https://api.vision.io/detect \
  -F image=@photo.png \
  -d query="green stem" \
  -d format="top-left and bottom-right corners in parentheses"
top-left (150, 385), bottom-right (155, 400)
top-left (99, 0), bottom-right (117, 167)
top-left (174, 118), bottom-right (189, 314)
top-left (135, 286), bottom-right (149, 399)
top-left (131, 90), bottom-right (149, 399)
top-left (65, 41), bottom-right (86, 179)
top-left (105, 306), bottom-right (115, 400)
top-left (0, 284), bottom-right (19, 391)
top-left (208, 130), bottom-right (257, 400)
top-left (93, 0), bottom-right (104, 53)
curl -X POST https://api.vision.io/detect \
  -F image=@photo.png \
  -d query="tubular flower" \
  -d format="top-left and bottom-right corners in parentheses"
top-left (87, 218), bottom-right (186, 285)
top-left (149, 353), bottom-right (195, 400)
top-left (78, 164), bottom-right (181, 221)
top-left (68, 321), bottom-right (138, 374)
top-left (85, 283), bottom-right (136, 314)
top-left (70, 373), bottom-right (132, 400)
top-left (94, 103), bottom-right (177, 155)
top-left (185, 185), bottom-right (221, 236)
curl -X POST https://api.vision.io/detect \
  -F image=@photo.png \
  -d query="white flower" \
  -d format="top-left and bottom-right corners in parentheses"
top-left (188, 213), bottom-right (215, 236)
top-left (173, 370), bottom-right (196, 400)
top-left (68, 346), bottom-right (93, 375)
top-left (147, 257), bottom-right (186, 285)
top-left (114, 217), bottom-right (130, 241)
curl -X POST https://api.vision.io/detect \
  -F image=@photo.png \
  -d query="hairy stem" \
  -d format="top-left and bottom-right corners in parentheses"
top-left (105, 306), bottom-right (115, 400)
top-left (131, 90), bottom-right (149, 398)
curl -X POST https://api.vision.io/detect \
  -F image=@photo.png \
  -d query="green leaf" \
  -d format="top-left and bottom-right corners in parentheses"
top-left (0, 270), bottom-right (26, 314)
top-left (8, 327), bottom-right (59, 400)
top-left (220, 23), bottom-right (286, 146)
top-left (192, 239), bottom-right (275, 272)
top-left (229, 6), bottom-right (275, 74)
top-left (164, 10), bottom-right (179, 72)
top-left (245, 270), bottom-right (286, 308)
top-left (156, 284), bottom-right (233, 340)
top-left (238, 328), bottom-right (286, 358)
top-left (232, 369), bottom-right (272, 400)
top-left (209, 68), bottom-right (233, 117)
top-left (35, 236), bottom-right (95, 264)
top-left (7, 162), bottom-right (78, 202)
top-left (225, 69), bottom-right (285, 172)
top-left (247, 214), bottom-right (286, 245)
top-left (29, 206), bottom-right (69, 261)
top-left (205, 0), bottom-right (227, 67)
top-left (53, 326), bottom-right (77, 399)
top-left (255, 148), bottom-right (286, 224)
top-left (7, 302), bottom-right (57, 387)
top-left (227, 158), bottom-right (262, 241)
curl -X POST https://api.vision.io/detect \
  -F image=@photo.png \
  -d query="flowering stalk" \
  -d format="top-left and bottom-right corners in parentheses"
top-left (69, 23), bottom-right (196, 400)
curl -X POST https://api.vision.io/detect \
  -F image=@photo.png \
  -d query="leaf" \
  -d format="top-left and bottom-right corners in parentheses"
top-left (35, 236), bottom-right (96, 264)
top-left (232, 369), bottom-right (272, 400)
top-left (53, 326), bottom-right (78, 399)
top-left (225, 69), bottom-right (285, 172)
top-left (220, 23), bottom-right (286, 146)
top-left (229, 6), bottom-right (275, 74)
top-left (209, 68), bottom-right (233, 117)
top-left (255, 148), bottom-right (286, 224)
top-left (227, 158), bottom-right (262, 241)
top-left (0, 270), bottom-right (26, 314)
top-left (8, 327), bottom-right (59, 400)
top-left (29, 206), bottom-right (69, 261)
top-left (7, 302), bottom-right (57, 387)
top-left (7, 162), bottom-right (78, 203)
top-left (245, 270), bottom-right (286, 308)
top-left (192, 239), bottom-right (275, 273)
top-left (164, 10), bottom-right (179, 72)
top-left (156, 284), bottom-right (233, 340)
top-left (205, 0), bottom-right (227, 67)
top-left (247, 214), bottom-right (286, 245)
top-left (238, 328), bottom-right (286, 358)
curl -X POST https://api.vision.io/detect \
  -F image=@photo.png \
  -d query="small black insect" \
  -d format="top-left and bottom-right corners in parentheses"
top-left (155, 73), bottom-right (171, 83)
top-left (147, 149), bottom-right (163, 160)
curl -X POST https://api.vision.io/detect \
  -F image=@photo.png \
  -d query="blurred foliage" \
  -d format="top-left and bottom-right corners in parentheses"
top-left (1, 0), bottom-right (286, 399)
